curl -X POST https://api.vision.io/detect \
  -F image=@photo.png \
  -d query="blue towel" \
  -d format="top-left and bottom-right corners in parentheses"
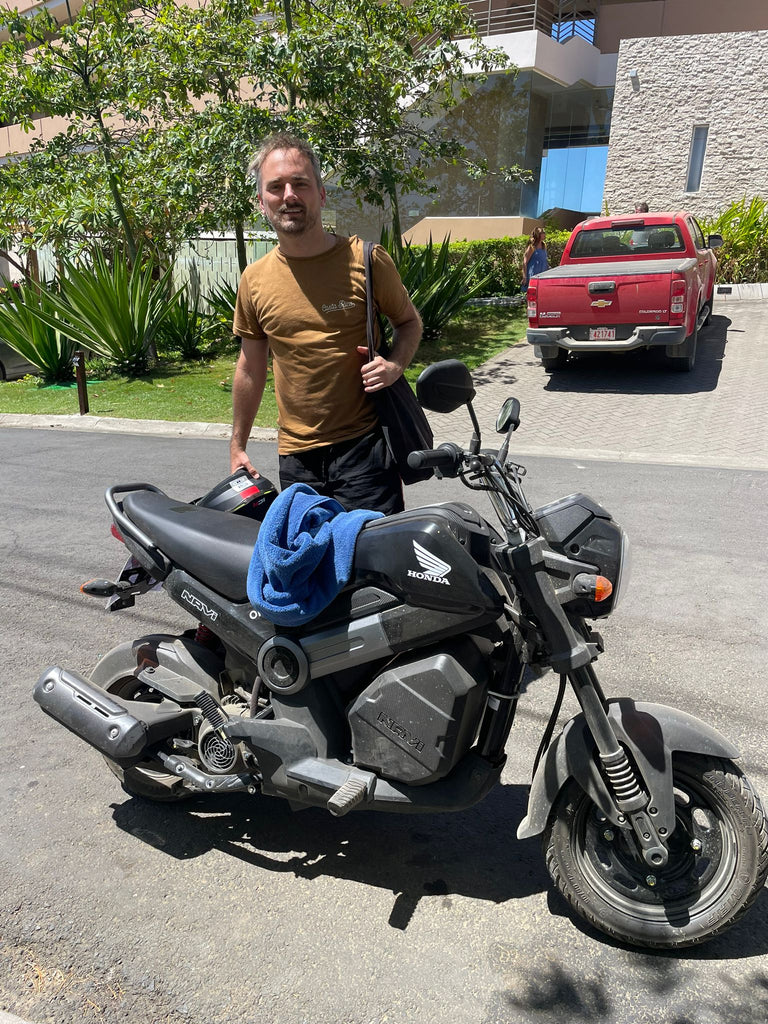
top-left (246, 483), bottom-right (384, 626)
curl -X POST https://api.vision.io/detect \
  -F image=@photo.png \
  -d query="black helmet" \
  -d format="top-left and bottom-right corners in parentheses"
top-left (194, 468), bottom-right (278, 521)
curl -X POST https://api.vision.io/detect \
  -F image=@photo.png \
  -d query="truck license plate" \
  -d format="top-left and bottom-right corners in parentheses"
top-left (589, 327), bottom-right (616, 340)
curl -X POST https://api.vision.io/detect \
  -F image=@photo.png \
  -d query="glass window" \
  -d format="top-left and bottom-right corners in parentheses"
top-left (570, 224), bottom-right (685, 258)
top-left (689, 217), bottom-right (706, 249)
top-left (686, 125), bottom-right (708, 193)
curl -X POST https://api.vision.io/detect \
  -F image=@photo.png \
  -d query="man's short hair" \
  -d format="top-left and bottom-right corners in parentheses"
top-left (634, 202), bottom-right (649, 213)
top-left (248, 133), bottom-right (323, 192)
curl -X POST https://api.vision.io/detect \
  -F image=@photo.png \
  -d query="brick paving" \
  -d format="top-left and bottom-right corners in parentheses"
top-left (2, 299), bottom-right (766, 472)
top-left (430, 298), bottom-right (768, 471)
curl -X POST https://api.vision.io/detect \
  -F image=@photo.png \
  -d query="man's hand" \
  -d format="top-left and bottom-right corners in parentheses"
top-left (230, 444), bottom-right (259, 477)
top-left (357, 347), bottom-right (403, 392)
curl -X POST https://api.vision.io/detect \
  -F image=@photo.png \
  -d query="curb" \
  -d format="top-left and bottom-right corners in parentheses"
top-left (0, 412), bottom-right (276, 442)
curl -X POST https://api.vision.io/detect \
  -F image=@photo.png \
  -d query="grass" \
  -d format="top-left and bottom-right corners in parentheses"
top-left (0, 304), bottom-right (527, 425)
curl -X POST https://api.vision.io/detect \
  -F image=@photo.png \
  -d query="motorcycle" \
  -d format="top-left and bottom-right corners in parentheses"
top-left (34, 359), bottom-right (768, 949)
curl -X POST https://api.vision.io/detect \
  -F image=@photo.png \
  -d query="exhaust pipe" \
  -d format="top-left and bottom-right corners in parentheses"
top-left (33, 666), bottom-right (193, 765)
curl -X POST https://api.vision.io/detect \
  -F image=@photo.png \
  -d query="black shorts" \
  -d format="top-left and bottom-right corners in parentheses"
top-left (278, 430), bottom-right (404, 516)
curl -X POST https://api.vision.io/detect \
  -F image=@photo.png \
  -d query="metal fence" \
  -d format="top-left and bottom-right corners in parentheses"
top-left (464, 0), bottom-right (597, 44)
top-left (32, 232), bottom-right (277, 309)
top-left (171, 234), bottom-right (277, 306)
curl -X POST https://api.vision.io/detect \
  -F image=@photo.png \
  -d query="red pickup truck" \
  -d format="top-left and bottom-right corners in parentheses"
top-left (526, 212), bottom-right (722, 372)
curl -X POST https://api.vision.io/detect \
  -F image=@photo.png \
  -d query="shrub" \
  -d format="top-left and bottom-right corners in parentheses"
top-left (701, 197), bottom-right (768, 284)
top-left (37, 250), bottom-right (180, 376)
top-left (157, 285), bottom-right (217, 360)
top-left (441, 230), bottom-right (572, 297)
top-left (380, 229), bottom-right (492, 339)
top-left (0, 282), bottom-right (76, 382)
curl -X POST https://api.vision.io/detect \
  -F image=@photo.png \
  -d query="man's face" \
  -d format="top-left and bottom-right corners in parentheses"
top-left (258, 148), bottom-right (326, 236)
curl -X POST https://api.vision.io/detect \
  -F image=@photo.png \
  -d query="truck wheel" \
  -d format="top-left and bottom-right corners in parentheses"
top-left (541, 349), bottom-right (569, 371)
top-left (667, 325), bottom-right (697, 372)
top-left (703, 292), bottom-right (714, 328)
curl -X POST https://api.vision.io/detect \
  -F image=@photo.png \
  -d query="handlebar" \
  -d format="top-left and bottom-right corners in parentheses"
top-left (407, 443), bottom-right (463, 476)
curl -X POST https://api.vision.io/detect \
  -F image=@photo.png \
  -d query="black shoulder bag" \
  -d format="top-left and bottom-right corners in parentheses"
top-left (363, 240), bottom-right (434, 485)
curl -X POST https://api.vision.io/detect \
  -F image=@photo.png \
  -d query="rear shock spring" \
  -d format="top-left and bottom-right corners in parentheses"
top-left (195, 623), bottom-right (218, 648)
top-left (196, 689), bottom-right (229, 732)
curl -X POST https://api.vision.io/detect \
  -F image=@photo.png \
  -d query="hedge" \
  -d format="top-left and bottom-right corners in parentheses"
top-left (409, 230), bottom-right (573, 298)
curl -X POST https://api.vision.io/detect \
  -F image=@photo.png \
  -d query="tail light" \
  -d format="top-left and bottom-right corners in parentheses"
top-left (110, 523), bottom-right (125, 543)
top-left (669, 277), bottom-right (686, 324)
top-left (527, 284), bottom-right (537, 324)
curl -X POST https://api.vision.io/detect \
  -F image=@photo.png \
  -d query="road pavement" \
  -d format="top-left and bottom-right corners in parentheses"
top-left (0, 298), bottom-right (766, 1024)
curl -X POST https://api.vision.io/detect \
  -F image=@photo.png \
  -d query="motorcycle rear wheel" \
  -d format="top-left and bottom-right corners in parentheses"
top-left (544, 753), bottom-right (768, 948)
top-left (91, 667), bottom-right (194, 802)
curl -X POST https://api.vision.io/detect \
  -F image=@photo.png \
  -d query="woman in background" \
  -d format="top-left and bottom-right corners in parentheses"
top-left (522, 227), bottom-right (548, 289)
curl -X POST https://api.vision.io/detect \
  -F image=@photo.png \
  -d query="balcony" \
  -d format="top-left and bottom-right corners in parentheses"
top-left (465, 0), bottom-right (598, 45)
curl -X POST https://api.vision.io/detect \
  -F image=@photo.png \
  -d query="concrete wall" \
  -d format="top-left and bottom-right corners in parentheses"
top-left (402, 216), bottom-right (540, 244)
top-left (602, 31), bottom-right (768, 218)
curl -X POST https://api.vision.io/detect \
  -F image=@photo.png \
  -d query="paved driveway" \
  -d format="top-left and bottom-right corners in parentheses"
top-left (431, 299), bottom-right (768, 471)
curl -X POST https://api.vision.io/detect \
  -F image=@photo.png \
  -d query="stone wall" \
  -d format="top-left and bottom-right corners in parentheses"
top-left (602, 31), bottom-right (768, 219)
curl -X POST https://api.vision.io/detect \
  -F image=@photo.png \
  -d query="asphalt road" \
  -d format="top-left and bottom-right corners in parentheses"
top-left (1, 427), bottom-right (767, 1024)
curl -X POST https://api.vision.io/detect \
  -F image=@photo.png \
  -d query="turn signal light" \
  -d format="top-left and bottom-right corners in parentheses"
top-left (593, 576), bottom-right (613, 602)
top-left (573, 573), bottom-right (613, 602)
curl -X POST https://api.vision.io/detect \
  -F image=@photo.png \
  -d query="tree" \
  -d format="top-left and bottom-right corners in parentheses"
top-left (0, 0), bottom-right (275, 269)
top-left (268, 0), bottom-right (524, 242)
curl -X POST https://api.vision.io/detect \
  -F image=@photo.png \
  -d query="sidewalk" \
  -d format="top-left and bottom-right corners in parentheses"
top-left (1, 296), bottom-right (766, 473)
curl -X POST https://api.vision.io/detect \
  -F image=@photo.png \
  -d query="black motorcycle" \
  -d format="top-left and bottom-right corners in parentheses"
top-left (34, 359), bottom-right (768, 949)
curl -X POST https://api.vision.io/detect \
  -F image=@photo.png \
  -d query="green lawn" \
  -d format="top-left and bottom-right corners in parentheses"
top-left (0, 304), bottom-right (526, 425)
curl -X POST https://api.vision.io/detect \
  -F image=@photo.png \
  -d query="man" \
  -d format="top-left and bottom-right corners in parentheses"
top-left (230, 133), bottom-right (422, 516)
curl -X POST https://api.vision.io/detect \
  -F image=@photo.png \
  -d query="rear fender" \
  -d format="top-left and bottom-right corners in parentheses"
top-left (90, 633), bottom-right (226, 700)
top-left (517, 698), bottom-right (739, 840)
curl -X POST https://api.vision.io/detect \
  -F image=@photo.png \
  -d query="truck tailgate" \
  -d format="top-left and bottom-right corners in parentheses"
top-left (534, 258), bottom-right (697, 325)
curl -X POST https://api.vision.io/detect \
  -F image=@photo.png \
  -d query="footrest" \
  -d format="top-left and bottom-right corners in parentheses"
top-left (327, 775), bottom-right (369, 817)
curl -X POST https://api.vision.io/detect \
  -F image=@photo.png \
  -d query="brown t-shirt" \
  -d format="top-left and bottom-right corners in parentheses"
top-left (233, 235), bottom-right (411, 454)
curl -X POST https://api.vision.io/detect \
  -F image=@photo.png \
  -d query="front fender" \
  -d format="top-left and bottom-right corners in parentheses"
top-left (517, 698), bottom-right (739, 840)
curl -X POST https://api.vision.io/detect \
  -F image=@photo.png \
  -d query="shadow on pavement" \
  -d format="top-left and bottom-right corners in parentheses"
top-left (111, 780), bottom-right (548, 929)
top-left (484, 939), bottom-right (768, 1023)
top-left (540, 315), bottom-right (731, 397)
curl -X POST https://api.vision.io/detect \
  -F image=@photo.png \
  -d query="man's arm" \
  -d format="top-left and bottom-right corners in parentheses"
top-left (357, 299), bottom-right (422, 393)
top-left (230, 335), bottom-right (269, 474)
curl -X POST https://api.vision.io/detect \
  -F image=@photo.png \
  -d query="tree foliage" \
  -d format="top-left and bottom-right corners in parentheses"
top-left (0, 0), bottom-right (520, 267)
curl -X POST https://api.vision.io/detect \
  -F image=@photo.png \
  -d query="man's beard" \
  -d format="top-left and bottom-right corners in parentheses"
top-left (268, 204), bottom-right (319, 235)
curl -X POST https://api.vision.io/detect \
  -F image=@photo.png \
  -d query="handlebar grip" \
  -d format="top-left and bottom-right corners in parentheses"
top-left (407, 443), bottom-right (462, 474)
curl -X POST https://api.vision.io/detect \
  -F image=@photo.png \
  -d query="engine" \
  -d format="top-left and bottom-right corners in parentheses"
top-left (347, 638), bottom-right (489, 785)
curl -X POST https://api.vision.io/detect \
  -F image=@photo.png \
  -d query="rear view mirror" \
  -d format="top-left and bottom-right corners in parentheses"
top-left (416, 360), bottom-right (476, 413)
top-left (496, 397), bottom-right (521, 434)
top-left (707, 233), bottom-right (724, 249)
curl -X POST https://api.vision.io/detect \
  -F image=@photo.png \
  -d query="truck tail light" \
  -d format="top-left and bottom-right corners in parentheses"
top-left (527, 284), bottom-right (537, 323)
top-left (670, 277), bottom-right (686, 323)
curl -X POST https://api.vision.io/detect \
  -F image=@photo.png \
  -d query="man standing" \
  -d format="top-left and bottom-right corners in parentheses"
top-left (230, 133), bottom-right (423, 515)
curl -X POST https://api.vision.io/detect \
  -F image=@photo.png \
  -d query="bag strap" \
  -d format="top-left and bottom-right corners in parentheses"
top-left (363, 240), bottom-right (376, 362)
top-left (363, 241), bottom-right (390, 361)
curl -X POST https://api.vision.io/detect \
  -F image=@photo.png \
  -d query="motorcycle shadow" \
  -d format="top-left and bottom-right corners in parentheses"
top-left (110, 780), bottom-right (549, 929)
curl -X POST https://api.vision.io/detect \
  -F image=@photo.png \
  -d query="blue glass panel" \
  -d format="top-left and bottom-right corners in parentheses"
top-left (536, 146), bottom-right (608, 216)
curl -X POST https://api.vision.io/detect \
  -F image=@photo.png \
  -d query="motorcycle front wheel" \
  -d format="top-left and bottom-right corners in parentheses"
top-left (544, 753), bottom-right (768, 948)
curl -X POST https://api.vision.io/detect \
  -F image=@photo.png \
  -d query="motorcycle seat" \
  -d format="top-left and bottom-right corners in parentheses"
top-left (122, 490), bottom-right (260, 602)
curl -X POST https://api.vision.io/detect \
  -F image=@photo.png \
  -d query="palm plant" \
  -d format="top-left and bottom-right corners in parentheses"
top-left (37, 249), bottom-right (180, 376)
top-left (0, 283), bottom-right (76, 382)
top-left (380, 228), bottom-right (490, 339)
